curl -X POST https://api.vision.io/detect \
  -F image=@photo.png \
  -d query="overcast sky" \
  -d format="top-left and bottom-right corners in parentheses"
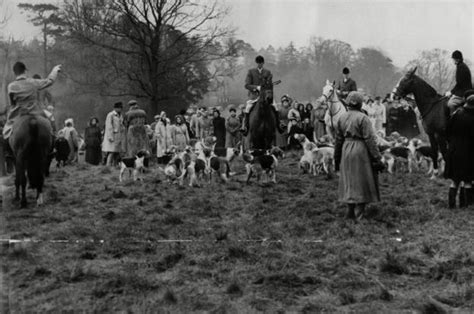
top-left (2, 0), bottom-right (473, 67)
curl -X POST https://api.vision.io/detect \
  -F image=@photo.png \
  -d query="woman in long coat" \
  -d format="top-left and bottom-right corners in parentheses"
top-left (123, 101), bottom-right (150, 158)
top-left (212, 110), bottom-right (226, 150)
top-left (225, 106), bottom-right (241, 148)
top-left (84, 117), bottom-right (102, 165)
top-left (102, 102), bottom-right (124, 166)
top-left (276, 95), bottom-right (291, 148)
top-left (172, 115), bottom-right (190, 151)
top-left (334, 91), bottom-right (383, 220)
top-left (155, 112), bottom-right (168, 162)
top-left (445, 93), bottom-right (474, 208)
top-left (61, 118), bottom-right (79, 164)
top-left (311, 98), bottom-right (327, 141)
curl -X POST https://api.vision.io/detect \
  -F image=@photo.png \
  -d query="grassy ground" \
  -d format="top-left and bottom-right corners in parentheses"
top-left (1, 152), bottom-right (473, 312)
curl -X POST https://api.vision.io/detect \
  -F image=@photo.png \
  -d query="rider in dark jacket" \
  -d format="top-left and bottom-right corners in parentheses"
top-left (446, 50), bottom-right (473, 115)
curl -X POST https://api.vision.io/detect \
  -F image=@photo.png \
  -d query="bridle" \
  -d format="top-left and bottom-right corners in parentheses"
top-left (323, 87), bottom-right (343, 130)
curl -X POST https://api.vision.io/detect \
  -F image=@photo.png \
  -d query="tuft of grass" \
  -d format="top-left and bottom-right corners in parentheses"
top-left (379, 251), bottom-right (409, 275)
top-left (163, 289), bottom-right (177, 304)
top-left (112, 189), bottom-right (127, 199)
top-left (154, 253), bottom-right (184, 273)
top-left (226, 282), bottom-right (243, 296)
top-left (162, 214), bottom-right (183, 225)
top-left (227, 246), bottom-right (249, 259)
top-left (339, 291), bottom-right (356, 305)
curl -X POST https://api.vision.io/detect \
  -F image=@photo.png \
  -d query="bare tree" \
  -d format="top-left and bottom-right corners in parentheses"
top-left (18, 3), bottom-right (64, 77)
top-left (61, 0), bottom-right (234, 116)
top-left (406, 49), bottom-right (454, 92)
top-left (0, 0), bottom-right (12, 30)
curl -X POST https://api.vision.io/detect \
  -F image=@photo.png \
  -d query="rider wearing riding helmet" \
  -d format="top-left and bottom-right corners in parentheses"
top-left (337, 67), bottom-right (357, 102)
top-left (445, 50), bottom-right (472, 115)
top-left (241, 55), bottom-right (283, 135)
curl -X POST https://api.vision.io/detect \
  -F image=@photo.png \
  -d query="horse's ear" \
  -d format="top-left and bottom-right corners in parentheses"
top-left (407, 66), bottom-right (417, 77)
top-left (332, 80), bottom-right (336, 86)
top-left (326, 79), bottom-right (330, 85)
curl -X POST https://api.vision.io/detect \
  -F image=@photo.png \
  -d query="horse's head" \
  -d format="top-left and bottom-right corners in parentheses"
top-left (263, 89), bottom-right (273, 104)
top-left (322, 80), bottom-right (336, 100)
top-left (392, 67), bottom-right (417, 99)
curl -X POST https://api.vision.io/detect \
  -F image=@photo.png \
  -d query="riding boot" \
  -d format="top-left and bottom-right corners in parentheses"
top-left (459, 187), bottom-right (467, 208)
top-left (272, 107), bottom-right (284, 134)
top-left (464, 188), bottom-right (473, 207)
top-left (448, 187), bottom-right (457, 209)
top-left (345, 204), bottom-right (356, 219)
top-left (240, 113), bottom-right (249, 136)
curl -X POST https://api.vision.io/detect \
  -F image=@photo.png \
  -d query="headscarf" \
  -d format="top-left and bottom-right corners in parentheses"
top-left (346, 91), bottom-right (364, 108)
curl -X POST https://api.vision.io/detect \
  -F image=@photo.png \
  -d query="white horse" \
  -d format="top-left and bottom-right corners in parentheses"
top-left (322, 80), bottom-right (347, 140)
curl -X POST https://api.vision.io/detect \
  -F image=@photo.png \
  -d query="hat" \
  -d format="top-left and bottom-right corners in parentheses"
top-left (281, 94), bottom-right (290, 102)
top-left (154, 115), bottom-right (160, 119)
top-left (346, 91), bottom-right (364, 107)
top-left (255, 55), bottom-right (264, 64)
top-left (114, 102), bottom-right (123, 108)
top-left (128, 100), bottom-right (137, 107)
top-left (227, 104), bottom-right (236, 112)
top-left (463, 89), bottom-right (474, 99)
top-left (451, 50), bottom-right (463, 60)
top-left (342, 67), bottom-right (350, 74)
top-left (13, 62), bottom-right (27, 75)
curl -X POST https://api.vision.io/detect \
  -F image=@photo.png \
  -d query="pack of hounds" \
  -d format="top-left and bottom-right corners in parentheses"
top-left (108, 131), bottom-right (440, 186)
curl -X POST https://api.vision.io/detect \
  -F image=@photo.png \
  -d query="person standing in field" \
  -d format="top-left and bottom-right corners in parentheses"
top-left (334, 91), bottom-right (384, 220)
top-left (102, 102), bottom-right (124, 167)
top-left (445, 92), bottom-right (474, 208)
top-left (84, 117), bottom-right (102, 165)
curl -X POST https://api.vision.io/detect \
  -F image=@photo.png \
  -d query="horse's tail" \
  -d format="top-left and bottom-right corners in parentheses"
top-left (27, 117), bottom-right (43, 190)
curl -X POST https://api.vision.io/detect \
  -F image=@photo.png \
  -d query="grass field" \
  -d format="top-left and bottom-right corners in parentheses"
top-left (1, 152), bottom-right (473, 312)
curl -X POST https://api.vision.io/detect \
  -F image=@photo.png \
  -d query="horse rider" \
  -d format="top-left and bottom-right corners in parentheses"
top-left (445, 50), bottom-right (472, 115)
top-left (337, 67), bottom-right (357, 103)
top-left (240, 55), bottom-right (283, 135)
top-left (3, 62), bottom-right (61, 157)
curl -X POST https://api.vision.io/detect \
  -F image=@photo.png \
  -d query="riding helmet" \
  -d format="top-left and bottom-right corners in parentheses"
top-left (451, 50), bottom-right (463, 60)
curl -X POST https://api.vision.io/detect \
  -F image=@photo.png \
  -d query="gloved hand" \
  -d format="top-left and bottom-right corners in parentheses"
top-left (445, 91), bottom-right (452, 97)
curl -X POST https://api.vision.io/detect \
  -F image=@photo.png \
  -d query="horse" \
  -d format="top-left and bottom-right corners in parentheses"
top-left (391, 67), bottom-right (448, 179)
top-left (247, 88), bottom-right (278, 151)
top-left (322, 80), bottom-right (347, 140)
top-left (9, 115), bottom-right (52, 208)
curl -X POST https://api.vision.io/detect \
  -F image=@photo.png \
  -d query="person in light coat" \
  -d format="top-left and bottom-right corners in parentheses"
top-left (102, 102), bottom-right (124, 166)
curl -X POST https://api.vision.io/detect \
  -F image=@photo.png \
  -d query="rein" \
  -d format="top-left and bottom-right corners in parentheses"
top-left (417, 95), bottom-right (448, 119)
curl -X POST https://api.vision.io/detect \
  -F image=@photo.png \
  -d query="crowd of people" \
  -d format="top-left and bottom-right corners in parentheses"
top-left (45, 91), bottom-right (418, 170)
top-left (1, 49), bottom-right (473, 219)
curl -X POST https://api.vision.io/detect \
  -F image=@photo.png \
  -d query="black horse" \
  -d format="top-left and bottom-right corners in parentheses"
top-left (9, 115), bottom-right (52, 208)
top-left (392, 67), bottom-right (448, 177)
top-left (247, 89), bottom-right (277, 151)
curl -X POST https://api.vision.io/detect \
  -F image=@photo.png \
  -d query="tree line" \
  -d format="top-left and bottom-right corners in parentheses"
top-left (0, 0), bottom-right (462, 130)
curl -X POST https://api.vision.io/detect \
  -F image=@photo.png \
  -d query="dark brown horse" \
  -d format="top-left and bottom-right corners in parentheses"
top-left (9, 115), bottom-right (52, 208)
top-left (247, 89), bottom-right (278, 150)
top-left (391, 67), bottom-right (448, 178)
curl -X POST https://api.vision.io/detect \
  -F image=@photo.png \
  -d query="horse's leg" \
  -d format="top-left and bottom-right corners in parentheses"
top-left (427, 133), bottom-right (439, 179)
top-left (14, 161), bottom-right (20, 202)
top-left (20, 165), bottom-right (27, 208)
